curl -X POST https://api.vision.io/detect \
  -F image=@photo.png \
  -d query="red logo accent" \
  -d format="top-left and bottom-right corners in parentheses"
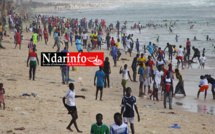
top-left (67, 52), bottom-right (104, 66)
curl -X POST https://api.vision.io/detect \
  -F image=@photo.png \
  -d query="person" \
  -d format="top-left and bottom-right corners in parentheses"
top-left (111, 43), bottom-right (118, 67)
top-left (43, 28), bottom-right (48, 45)
top-left (32, 30), bottom-right (38, 47)
top-left (205, 75), bottom-right (215, 99)
top-left (174, 69), bottom-right (186, 96)
top-left (0, 23), bottom-right (3, 40)
top-left (14, 30), bottom-right (21, 49)
top-left (138, 22), bottom-right (142, 33)
top-left (38, 26), bottom-right (42, 41)
top-left (61, 47), bottom-right (69, 84)
top-left (138, 63), bottom-right (145, 97)
top-left (191, 46), bottom-right (200, 62)
top-left (197, 75), bottom-right (209, 99)
top-left (0, 83), bottom-right (5, 110)
top-left (56, 33), bottom-right (63, 52)
top-left (136, 39), bottom-right (140, 54)
top-left (131, 54), bottom-right (139, 82)
top-left (144, 62), bottom-right (151, 94)
top-left (121, 87), bottom-right (140, 134)
top-left (199, 54), bottom-right (206, 69)
top-left (110, 112), bottom-right (129, 134)
top-left (87, 43), bottom-right (92, 52)
top-left (116, 38), bottom-right (120, 49)
top-left (146, 42), bottom-right (155, 59)
top-left (97, 34), bottom-right (102, 50)
top-left (93, 32), bottom-right (98, 49)
top-left (76, 36), bottom-right (84, 52)
top-left (82, 31), bottom-right (88, 49)
top-left (62, 83), bottom-right (85, 133)
top-left (70, 32), bottom-right (73, 46)
top-left (138, 53), bottom-right (146, 70)
top-left (147, 56), bottom-right (155, 75)
top-left (176, 45), bottom-right (184, 69)
top-left (103, 57), bottom-right (111, 88)
top-left (156, 36), bottom-right (159, 43)
top-left (150, 65), bottom-right (164, 101)
top-left (27, 47), bottom-right (39, 80)
top-left (111, 37), bottom-right (115, 48)
top-left (106, 33), bottom-right (111, 50)
top-left (28, 38), bottom-right (34, 53)
top-left (206, 35), bottom-right (209, 41)
top-left (64, 33), bottom-right (69, 50)
top-left (156, 56), bottom-right (164, 69)
top-left (163, 72), bottom-right (173, 109)
top-left (90, 113), bottom-right (109, 134)
top-left (126, 35), bottom-right (132, 57)
top-left (186, 38), bottom-right (191, 60)
top-left (175, 35), bottom-right (179, 42)
top-left (164, 43), bottom-right (173, 62)
top-left (157, 47), bottom-right (166, 64)
top-left (94, 67), bottom-right (105, 100)
top-left (122, 33), bottom-right (127, 50)
top-left (119, 64), bottom-right (133, 96)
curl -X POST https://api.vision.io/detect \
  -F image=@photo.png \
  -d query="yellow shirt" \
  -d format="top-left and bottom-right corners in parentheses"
top-left (138, 57), bottom-right (146, 68)
top-left (116, 42), bottom-right (119, 49)
top-left (0, 26), bottom-right (2, 32)
top-left (93, 34), bottom-right (98, 41)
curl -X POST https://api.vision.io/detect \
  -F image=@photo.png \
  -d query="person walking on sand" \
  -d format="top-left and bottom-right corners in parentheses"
top-left (144, 62), bottom-right (151, 94)
top-left (138, 63), bottom-right (145, 97)
top-left (121, 87), bottom-right (140, 134)
top-left (94, 67), bottom-right (105, 100)
top-left (120, 64), bottom-right (133, 96)
top-left (111, 43), bottom-right (118, 67)
top-left (62, 83), bottom-right (85, 133)
top-left (27, 47), bottom-right (39, 81)
top-left (174, 69), bottom-right (186, 96)
top-left (104, 57), bottom-right (111, 88)
top-left (163, 72), bottom-right (174, 109)
top-left (14, 30), bottom-right (21, 49)
top-left (197, 75), bottom-right (209, 99)
top-left (131, 54), bottom-right (140, 82)
top-left (90, 113), bottom-right (109, 134)
top-left (43, 28), bottom-right (48, 45)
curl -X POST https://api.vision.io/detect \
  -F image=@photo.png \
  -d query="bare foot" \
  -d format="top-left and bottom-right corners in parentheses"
top-left (66, 127), bottom-right (73, 132)
top-left (77, 130), bottom-right (82, 133)
top-left (100, 99), bottom-right (103, 101)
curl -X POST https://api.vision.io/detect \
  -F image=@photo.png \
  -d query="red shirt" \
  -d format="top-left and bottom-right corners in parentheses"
top-left (162, 69), bottom-right (167, 80)
top-left (157, 50), bottom-right (164, 56)
top-left (148, 60), bottom-right (154, 69)
top-left (186, 41), bottom-right (191, 49)
top-left (111, 40), bottom-right (115, 47)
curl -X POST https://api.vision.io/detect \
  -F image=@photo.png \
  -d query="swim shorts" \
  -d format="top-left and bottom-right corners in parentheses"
top-left (199, 85), bottom-right (209, 92)
top-left (121, 79), bottom-right (128, 87)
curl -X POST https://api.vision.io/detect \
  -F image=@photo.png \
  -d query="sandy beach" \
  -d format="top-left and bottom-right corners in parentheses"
top-left (0, 21), bottom-right (215, 134)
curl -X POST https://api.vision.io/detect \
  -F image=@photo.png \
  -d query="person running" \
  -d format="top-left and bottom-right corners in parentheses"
top-left (131, 54), bottom-right (139, 82)
top-left (82, 31), bottom-right (88, 49)
top-left (176, 45), bottom-right (184, 69)
top-left (90, 113), bottom-right (109, 134)
top-left (76, 36), bottom-right (84, 52)
top-left (62, 83), bottom-right (85, 133)
top-left (197, 75), bottom-right (209, 99)
top-left (111, 43), bottom-right (118, 67)
top-left (163, 72), bottom-right (173, 109)
top-left (27, 47), bottom-right (39, 80)
top-left (199, 54), bottom-right (206, 69)
top-left (205, 75), bottom-right (215, 99)
top-left (0, 83), bottom-right (5, 110)
top-left (191, 46), bottom-right (200, 62)
top-left (164, 43), bottom-right (173, 62)
top-left (119, 64), bottom-right (133, 96)
top-left (110, 113), bottom-right (129, 134)
top-left (150, 65), bottom-right (164, 101)
top-left (138, 63), bottom-right (145, 97)
top-left (103, 57), bottom-right (111, 88)
top-left (144, 62), bottom-right (151, 94)
top-left (43, 28), bottom-right (48, 45)
top-left (94, 67), bottom-right (105, 100)
top-left (174, 69), bottom-right (186, 96)
top-left (121, 87), bottom-right (140, 134)
top-left (14, 30), bottom-right (21, 49)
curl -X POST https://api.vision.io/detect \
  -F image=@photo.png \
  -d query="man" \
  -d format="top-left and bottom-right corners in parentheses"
top-left (144, 62), bottom-right (151, 94)
top-left (0, 23), bottom-right (3, 40)
top-left (164, 43), bottom-right (173, 62)
top-left (131, 54), bottom-right (139, 82)
top-left (119, 64), bottom-right (133, 96)
top-left (138, 63), bottom-right (145, 97)
top-left (121, 87), bottom-right (140, 134)
top-left (122, 33), bottom-right (127, 50)
top-left (82, 31), bottom-right (88, 49)
top-left (136, 39), bottom-right (140, 54)
top-left (147, 56), bottom-right (155, 75)
top-left (94, 67), bottom-right (105, 100)
top-left (138, 53), bottom-right (146, 70)
top-left (157, 47), bottom-right (166, 64)
top-left (111, 43), bottom-right (118, 67)
top-left (176, 45), bottom-right (184, 69)
top-left (191, 46), bottom-right (200, 62)
top-left (97, 34), bottom-right (102, 50)
top-left (76, 36), bottom-right (84, 52)
top-left (32, 30), bottom-right (38, 47)
top-left (174, 69), bottom-right (186, 96)
top-left (43, 28), bottom-right (48, 45)
top-left (197, 75), bottom-right (209, 99)
top-left (63, 33), bottom-right (69, 50)
top-left (61, 47), bottom-right (69, 84)
top-left (205, 75), bottom-right (215, 99)
top-left (106, 33), bottom-right (111, 50)
top-left (27, 47), bottom-right (39, 80)
top-left (93, 32), bottom-right (98, 49)
top-left (186, 38), bottom-right (191, 60)
top-left (103, 57), bottom-right (111, 88)
top-left (126, 35), bottom-right (132, 57)
top-left (138, 23), bottom-right (142, 33)
top-left (146, 42), bottom-right (155, 59)
top-left (163, 72), bottom-right (174, 109)
top-left (90, 113), bottom-right (109, 134)
top-left (28, 38), bottom-right (35, 53)
top-left (110, 113), bottom-right (129, 134)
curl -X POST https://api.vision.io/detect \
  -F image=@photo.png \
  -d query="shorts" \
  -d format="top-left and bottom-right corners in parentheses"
top-left (194, 54), bottom-right (200, 59)
top-left (177, 56), bottom-right (183, 61)
top-left (65, 105), bottom-right (77, 114)
top-left (39, 34), bottom-right (42, 37)
top-left (83, 39), bottom-right (87, 45)
top-left (128, 48), bottom-right (131, 53)
top-left (97, 86), bottom-right (103, 91)
top-left (0, 32), bottom-right (2, 36)
top-left (199, 85), bottom-right (209, 92)
top-left (121, 79), bottom-right (128, 87)
top-left (144, 77), bottom-right (151, 86)
top-left (212, 82), bottom-right (215, 88)
top-left (139, 75), bottom-right (144, 82)
top-left (155, 82), bottom-right (161, 89)
top-left (97, 41), bottom-right (101, 46)
top-left (123, 117), bottom-right (134, 124)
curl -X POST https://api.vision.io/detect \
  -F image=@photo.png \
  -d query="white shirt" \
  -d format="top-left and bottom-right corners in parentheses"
top-left (82, 33), bottom-right (88, 40)
top-left (199, 78), bottom-right (208, 86)
top-left (177, 48), bottom-right (183, 57)
top-left (200, 56), bottom-right (206, 63)
top-left (65, 89), bottom-right (75, 106)
top-left (110, 122), bottom-right (129, 134)
top-left (126, 38), bottom-right (132, 49)
top-left (122, 69), bottom-right (129, 80)
top-left (157, 60), bottom-right (164, 66)
top-left (139, 24), bottom-right (142, 28)
top-left (154, 70), bottom-right (164, 83)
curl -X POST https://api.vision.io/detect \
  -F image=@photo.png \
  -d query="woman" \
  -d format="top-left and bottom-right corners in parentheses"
top-left (62, 83), bottom-right (85, 133)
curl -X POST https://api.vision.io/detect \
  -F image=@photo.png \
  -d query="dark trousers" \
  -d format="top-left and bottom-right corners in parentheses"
top-left (104, 73), bottom-right (110, 88)
top-left (29, 65), bottom-right (36, 80)
top-left (65, 42), bottom-right (68, 50)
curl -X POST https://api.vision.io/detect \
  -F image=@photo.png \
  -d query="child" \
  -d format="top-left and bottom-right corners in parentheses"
top-left (199, 54), bottom-right (206, 69)
top-left (197, 75), bottom-right (209, 99)
top-left (0, 83), bottom-right (5, 110)
top-left (110, 113), bottom-right (129, 134)
top-left (163, 72), bottom-right (173, 109)
top-left (90, 113), bottom-right (109, 134)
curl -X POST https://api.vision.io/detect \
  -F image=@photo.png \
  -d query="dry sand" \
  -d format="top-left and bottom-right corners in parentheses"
top-left (0, 24), bottom-right (215, 134)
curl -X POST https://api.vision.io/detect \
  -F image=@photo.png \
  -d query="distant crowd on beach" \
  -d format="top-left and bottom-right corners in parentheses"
top-left (1, 11), bottom-right (215, 133)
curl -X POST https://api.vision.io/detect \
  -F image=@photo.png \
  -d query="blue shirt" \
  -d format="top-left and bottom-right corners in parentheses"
top-left (54, 33), bottom-right (58, 38)
top-left (138, 67), bottom-right (144, 76)
top-left (98, 35), bottom-right (102, 42)
top-left (70, 34), bottom-right (73, 41)
top-left (110, 122), bottom-right (129, 134)
top-left (95, 70), bottom-right (105, 87)
top-left (147, 44), bottom-right (154, 54)
top-left (121, 95), bottom-right (136, 117)
top-left (76, 39), bottom-right (83, 51)
top-left (111, 46), bottom-right (118, 56)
